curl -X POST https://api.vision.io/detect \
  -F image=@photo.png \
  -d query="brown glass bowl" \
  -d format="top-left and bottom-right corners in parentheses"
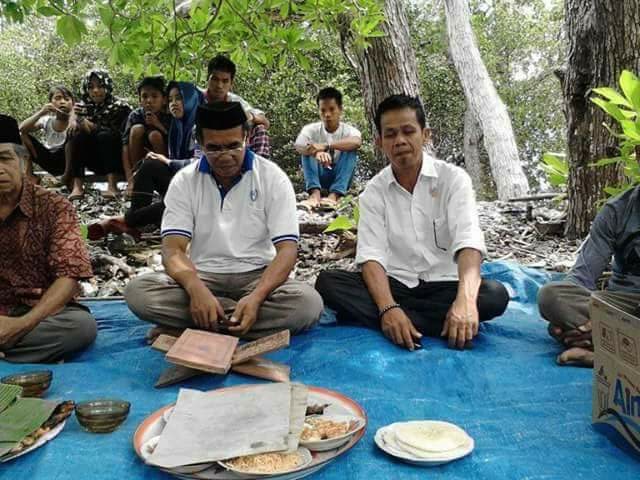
top-left (75, 399), bottom-right (131, 433)
top-left (1, 370), bottom-right (53, 397)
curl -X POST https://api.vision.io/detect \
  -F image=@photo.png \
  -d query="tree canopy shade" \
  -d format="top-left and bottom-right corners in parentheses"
top-left (0, 0), bottom-right (384, 81)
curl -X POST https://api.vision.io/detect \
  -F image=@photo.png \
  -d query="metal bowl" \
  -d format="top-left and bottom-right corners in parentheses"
top-left (75, 399), bottom-right (131, 433)
top-left (1, 370), bottom-right (53, 397)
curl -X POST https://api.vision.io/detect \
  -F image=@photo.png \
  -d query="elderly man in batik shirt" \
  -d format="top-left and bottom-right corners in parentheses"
top-left (0, 114), bottom-right (96, 363)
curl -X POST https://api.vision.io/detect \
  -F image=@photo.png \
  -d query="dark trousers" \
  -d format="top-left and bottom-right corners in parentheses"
top-left (68, 128), bottom-right (123, 178)
top-left (124, 159), bottom-right (173, 228)
top-left (28, 135), bottom-right (66, 176)
top-left (315, 270), bottom-right (509, 336)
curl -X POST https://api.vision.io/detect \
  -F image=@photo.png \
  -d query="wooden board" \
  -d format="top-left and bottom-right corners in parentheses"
top-left (154, 331), bottom-right (290, 366)
top-left (231, 330), bottom-right (290, 365)
top-left (165, 329), bottom-right (238, 375)
top-left (151, 334), bottom-right (177, 353)
top-left (154, 357), bottom-right (290, 388)
top-left (232, 357), bottom-right (291, 382)
top-left (154, 364), bottom-right (204, 388)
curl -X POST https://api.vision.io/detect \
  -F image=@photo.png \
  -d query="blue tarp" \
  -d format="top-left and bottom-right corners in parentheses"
top-left (1, 261), bottom-right (639, 479)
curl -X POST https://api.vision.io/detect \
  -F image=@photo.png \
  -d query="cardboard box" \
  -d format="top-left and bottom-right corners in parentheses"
top-left (591, 291), bottom-right (640, 453)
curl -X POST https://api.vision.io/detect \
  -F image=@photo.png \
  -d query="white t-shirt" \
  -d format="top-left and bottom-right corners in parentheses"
top-left (294, 121), bottom-right (361, 162)
top-left (356, 152), bottom-right (487, 287)
top-left (161, 151), bottom-right (299, 273)
top-left (35, 115), bottom-right (68, 149)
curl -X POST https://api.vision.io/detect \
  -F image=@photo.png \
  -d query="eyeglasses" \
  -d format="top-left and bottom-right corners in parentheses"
top-left (202, 141), bottom-right (245, 158)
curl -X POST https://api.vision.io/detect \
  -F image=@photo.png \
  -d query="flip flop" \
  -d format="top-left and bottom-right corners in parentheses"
top-left (101, 190), bottom-right (118, 200)
top-left (319, 198), bottom-right (337, 211)
top-left (68, 192), bottom-right (84, 201)
top-left (297, 200), bottom-right (319, 212)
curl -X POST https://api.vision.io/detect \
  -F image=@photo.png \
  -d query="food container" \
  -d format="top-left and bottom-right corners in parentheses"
top-left (1, 370), bottom-right (52, 397)
top-left (75, 399), bottom-right (130, 433)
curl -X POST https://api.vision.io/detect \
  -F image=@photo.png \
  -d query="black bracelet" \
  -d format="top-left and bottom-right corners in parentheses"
top-left (379, 303), bottom-right (401, 319)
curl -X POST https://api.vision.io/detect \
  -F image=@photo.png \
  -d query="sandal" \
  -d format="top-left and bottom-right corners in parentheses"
top-left (101, 190), bottom-right (118, 200)
top-left (319, 198), bottom-right (337, 211)
top-left (68, 192), bottom-right (84, 201)
top-left (297, 199), bottom-right (319, 212)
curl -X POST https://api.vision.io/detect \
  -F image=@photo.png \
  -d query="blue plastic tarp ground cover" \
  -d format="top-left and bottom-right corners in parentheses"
top-left (1, 261), bottom-right (639, 479)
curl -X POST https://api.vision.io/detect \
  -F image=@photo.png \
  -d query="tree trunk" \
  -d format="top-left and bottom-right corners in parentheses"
top-left (463, 104), bottom-right (484, 194)
top-left (564, 0), bottom-right (640, 238)
top-left (338, 0), bottom-right (420, 172)
top-left (443, 0), bottom-right (530, 200)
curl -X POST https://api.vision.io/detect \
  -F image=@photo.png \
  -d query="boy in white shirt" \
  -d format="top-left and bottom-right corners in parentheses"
top-left (295, 87), bottom-right (361, 210)
top-left (19, 85), bottom-right (74, 184)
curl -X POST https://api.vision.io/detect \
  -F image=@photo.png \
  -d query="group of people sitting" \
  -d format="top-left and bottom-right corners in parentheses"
top-left (1, 55), bottom-right (635, 369)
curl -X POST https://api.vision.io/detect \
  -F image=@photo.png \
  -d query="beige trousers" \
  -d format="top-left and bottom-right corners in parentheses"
top-left (124, 270), bottom-right (323, 340)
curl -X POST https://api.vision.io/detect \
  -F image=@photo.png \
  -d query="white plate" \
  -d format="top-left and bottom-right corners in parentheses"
top-left (375, 424), bottom-right (474, 466)
top-left (300, 415), bottom-right (366, 452)
top-left (218, 447), bottom-right (313, 478)
top-left (1, 420), bottom-right (66, 463)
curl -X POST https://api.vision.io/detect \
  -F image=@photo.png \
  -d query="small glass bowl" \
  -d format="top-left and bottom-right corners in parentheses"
top-left (75, 399), bottom-right (131, 433)
top-left (1, 370), bottom-right (53, 397)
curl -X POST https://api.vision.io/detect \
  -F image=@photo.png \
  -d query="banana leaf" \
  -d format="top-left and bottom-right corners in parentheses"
top-left (0, 397), bottom-right (59, 457)
top-left (0, 383), bottom-right (22, 414)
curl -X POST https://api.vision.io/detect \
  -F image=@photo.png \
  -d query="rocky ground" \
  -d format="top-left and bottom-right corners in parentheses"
top-left (68, 186), bottom-right (578, 298)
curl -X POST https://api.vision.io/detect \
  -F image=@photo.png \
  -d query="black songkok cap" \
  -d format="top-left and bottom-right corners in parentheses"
top-left (0, 114), bottom-right (22, 145)
top-left (196, 102), bottom-right (247, 130)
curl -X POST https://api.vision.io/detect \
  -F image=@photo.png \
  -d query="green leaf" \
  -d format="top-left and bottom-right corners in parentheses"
top-left (37, 6), bottom-right (60, 16)
top-left (324, 215), bottom-right (355, 233)
top-left (620, 119), bottom-right (640, 141)
top-left (592, 87), bottom-right (632, 108)
top-left (56, 15), bottom-right (86, 45)
top-left (591, 97), bottom-right (626, 122)
top-left (80, 224), bottom-right (88, 240)
top-left (620, 70), bottom-right (640, 111)
top-left (97, 6), bottom-right (114, 26)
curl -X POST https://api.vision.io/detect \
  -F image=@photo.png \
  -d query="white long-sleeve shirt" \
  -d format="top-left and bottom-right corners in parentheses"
top-left (355, 152), bottom-right (487, 287)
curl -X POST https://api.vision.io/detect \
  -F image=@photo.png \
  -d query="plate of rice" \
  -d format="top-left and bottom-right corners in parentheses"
top-left (218, 447), bottom-right (312, 477)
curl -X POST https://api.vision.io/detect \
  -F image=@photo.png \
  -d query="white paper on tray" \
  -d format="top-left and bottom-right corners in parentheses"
top-left (148, 384), bottom-right (292, 468)
top-left (285, 383), bottom-right (308, 452)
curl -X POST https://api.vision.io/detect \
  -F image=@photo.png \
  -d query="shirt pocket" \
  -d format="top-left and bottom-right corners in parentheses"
top-left (243, 206), bottom-right (268, 240)
top-left (432, 216), bottom-right (451, 251)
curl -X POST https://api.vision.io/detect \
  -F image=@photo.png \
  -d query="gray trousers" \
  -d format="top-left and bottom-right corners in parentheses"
top-left (538, 280), bottom-right (640, 330)
top-left (3, 304), bottom-right (97, 364)
top-left (124, 270), bottom-right (323, 340)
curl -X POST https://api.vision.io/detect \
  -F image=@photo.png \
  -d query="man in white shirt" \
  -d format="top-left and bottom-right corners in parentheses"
top-left (294, 87), bottom-right (361, 210)
top-left (125, 102), bottom-right (323, 339)
top-left (315, 94), bottom-right (508, 350)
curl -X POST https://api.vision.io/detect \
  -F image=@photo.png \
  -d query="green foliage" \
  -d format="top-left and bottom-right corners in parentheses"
top-left (324, 195), bottom-right (359, 233)
top-left (0, 17), bottom-right (136, 123)
top-left (1, 0), bottom-right (384, 81)
top-left (540, 152), bottom-right (567, 188)
top-left (590, 70), bottom-right (640, 198)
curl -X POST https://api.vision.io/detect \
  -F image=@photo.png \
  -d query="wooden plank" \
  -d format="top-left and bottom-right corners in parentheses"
top-left (231, 356), bottom-right (290, 382)
top-left (154, 364), bottom-right (204, 388)
top-left (231, 331), bottom-right (290, 365)
top-left (151, 334), bottom-right (178, 353)
top-left (166, 329), bottom-right (238, 375)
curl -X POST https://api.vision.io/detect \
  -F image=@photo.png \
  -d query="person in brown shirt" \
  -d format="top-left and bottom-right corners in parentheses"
top-left (0, 114), bottom-right (96, 363)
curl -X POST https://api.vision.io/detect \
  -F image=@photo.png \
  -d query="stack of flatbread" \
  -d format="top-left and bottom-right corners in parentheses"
top-left (378, 420), bottom-right (474, 463)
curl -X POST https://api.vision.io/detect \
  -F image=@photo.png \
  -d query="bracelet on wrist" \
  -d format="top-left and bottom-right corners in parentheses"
top-left (378, 303), bottom-right (401, 319)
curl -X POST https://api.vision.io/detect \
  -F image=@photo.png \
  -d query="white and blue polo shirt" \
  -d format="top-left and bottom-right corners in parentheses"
top-left (161, 150), bottom-right (299, 273)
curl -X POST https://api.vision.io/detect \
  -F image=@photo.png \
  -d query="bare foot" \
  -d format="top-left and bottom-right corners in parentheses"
top-left (557, 347), bottom-right (594, 367)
